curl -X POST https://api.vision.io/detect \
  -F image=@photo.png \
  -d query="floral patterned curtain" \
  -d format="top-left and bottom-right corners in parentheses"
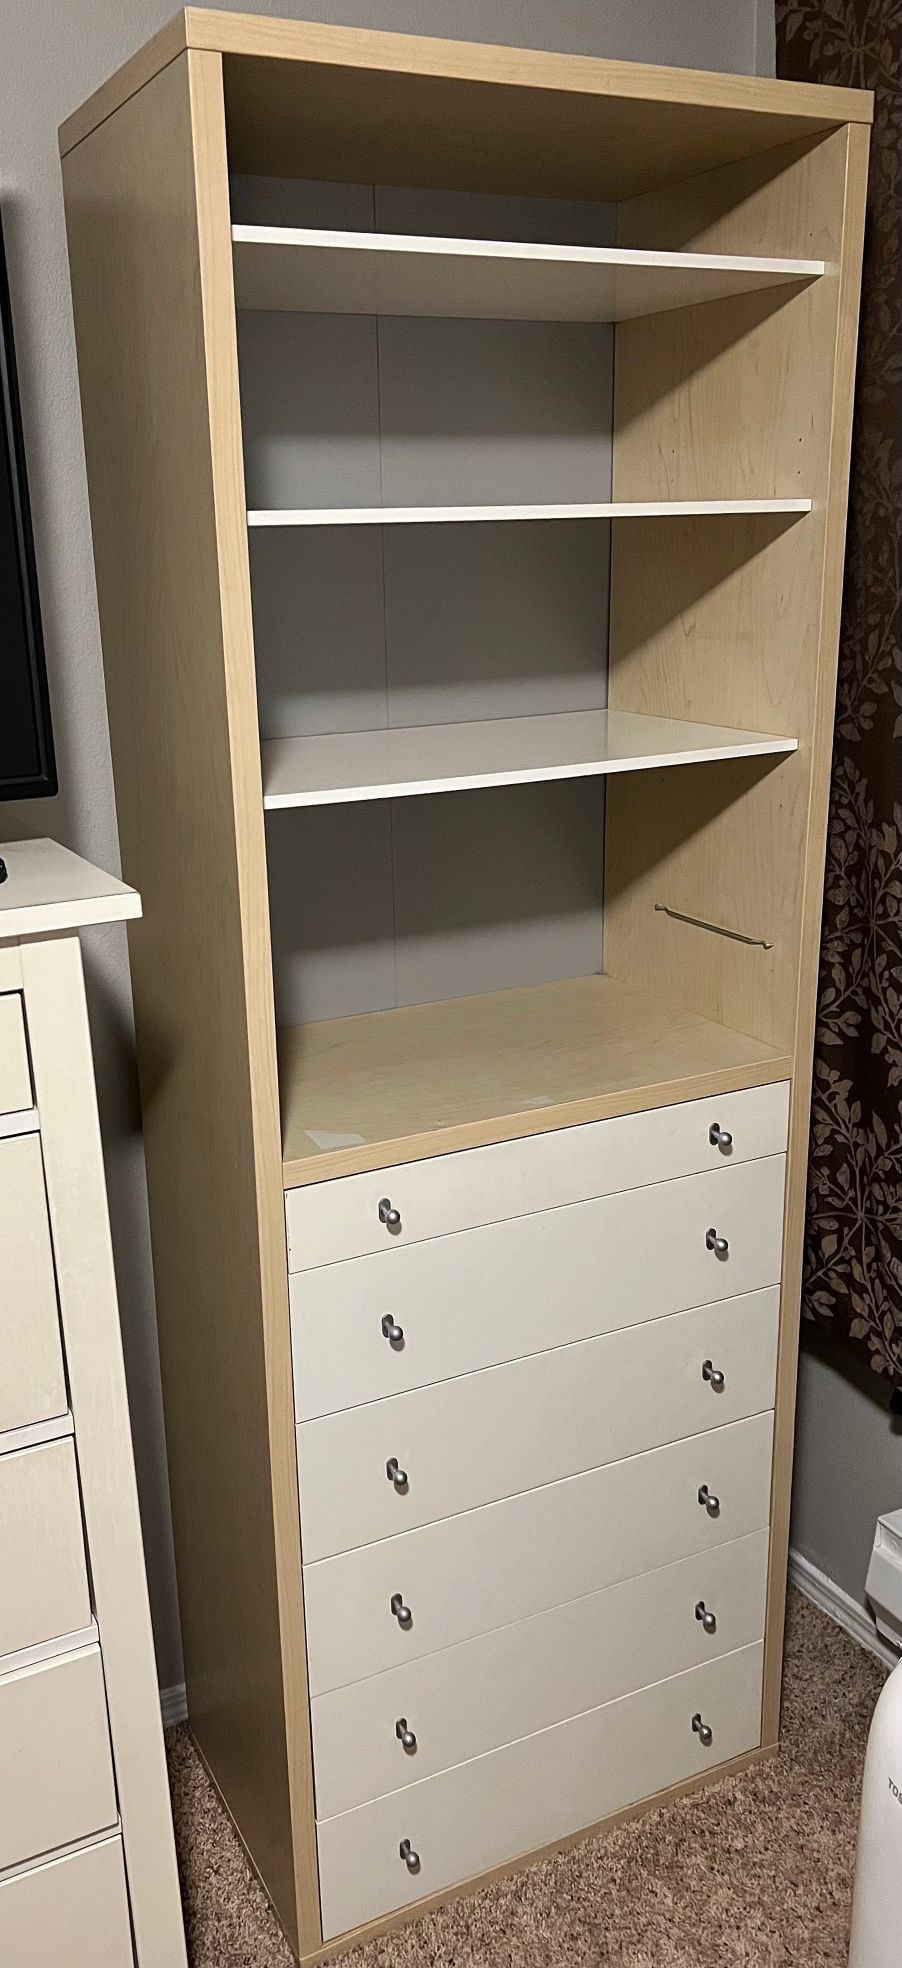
top-left (774, 2), bottom-right (902, 1376)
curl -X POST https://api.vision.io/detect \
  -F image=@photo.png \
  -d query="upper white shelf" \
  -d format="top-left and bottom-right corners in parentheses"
top-left (261, 709), bottom-right (798, 809)
top-left (248, 499), bottom-right (812, 528)
top-left (232, 226), bottom-right (824, 324)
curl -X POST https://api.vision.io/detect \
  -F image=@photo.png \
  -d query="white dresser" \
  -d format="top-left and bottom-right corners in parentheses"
top-left (286, 1079), bottom-right (788, 1937)
top-left (0, 839), bottom-right (186, 1967)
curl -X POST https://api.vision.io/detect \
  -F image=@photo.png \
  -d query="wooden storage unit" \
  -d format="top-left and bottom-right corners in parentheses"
top-left (60, 14), bottom-right (869, 1958)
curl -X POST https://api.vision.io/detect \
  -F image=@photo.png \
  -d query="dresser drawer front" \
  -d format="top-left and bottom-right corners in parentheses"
top-left (304, 1410), bottom-right (773, 1695)
top-left (0, 1133), bottom-right (67, 1435)
top-left (0, 1837), bottom-right (134, 1968)
top-left (0, 994), bottom-right (33, 1115)
top-left (312, 1528), bottom-right (769, 1817)
top-left (317, 1639), bottom-right (764, 1938)
top-left (298, 1287), bottom-right (779, 1562)
top-left (293, 1154), bottom-right (785, 1420)
top-left (286, 1081), bottom-right (790, 1270)
top-left (0, 1645), bottom-right (117, 1871)
top-left (0, 1440), bottom-right (91, 1659)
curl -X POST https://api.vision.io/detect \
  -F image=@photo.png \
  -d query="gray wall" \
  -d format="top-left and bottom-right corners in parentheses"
top-left (1, 0), bottom-right (773, 1694)
top-left (792, 1337), bottom-right (902, 1613)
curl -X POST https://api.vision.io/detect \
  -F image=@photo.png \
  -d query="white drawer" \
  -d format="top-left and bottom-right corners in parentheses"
top-left (286, 1081), bottom-right (790, 1270)
top-left (0, 1646), bottom-right (117, 1872)
top-left (317, 1639), bottom-right (764, 1938)
top-left (292, 1154), bottom-right (785, 1419)
top-left (298, 1287), bottom-right (779, 1561)
top-left (0, 1837), bottom-right (133, 1968)
top-left (0, 1439), bottom-right (91, 1659)
top-left (0, 1133), bottom-right (67, 1435)
top-left (312, 1527), bottom-right (769, 1817)
top-left (0, 994), bottom-right (32, 1115)
top-left (304, 1409), bottom-right (773, 1695)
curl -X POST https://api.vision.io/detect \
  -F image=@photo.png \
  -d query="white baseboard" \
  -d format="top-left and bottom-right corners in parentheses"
top-left (160, 1681), bottom-right (188, 1729)
top-left (789, 1547), bottom-right (898, 1669)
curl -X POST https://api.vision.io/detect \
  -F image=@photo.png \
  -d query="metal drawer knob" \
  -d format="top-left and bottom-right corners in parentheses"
top-left (695, 1600), bottom-right (717, 1634)
top-left (709, 1123), bottom-right (733, 1153)
top-left (396, 1717), bottom-right (417, 1753)
top-left (705, 1227), bottom-right (729, 1258)
top-left (698, 1484), bottom-right (720, 1516)
top-left (702, 1359), bottom-right (725, 1393)
top-left (378, 1197), bottom-right (401, 1229)
top-left (390, 1593), bottom-right (412, 1629)
top-left (399, 1838), bottom-right (420, 1873)
top-left (381, 1314), bottom-right (405, 1347)
top-left (692, 1712), bottom-right (713, 1748)
top-left (386, 1457), bottom-right (409, 1492)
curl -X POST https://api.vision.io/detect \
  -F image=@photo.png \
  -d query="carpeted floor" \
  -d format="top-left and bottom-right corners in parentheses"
top-left (166, 1589), bottom-right (885, 1966)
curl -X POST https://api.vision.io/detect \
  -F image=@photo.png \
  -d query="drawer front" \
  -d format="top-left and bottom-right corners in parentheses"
top-left (286, 1081), bottom-right (790, 1270)
top-left (0, 1646), bottom-right (117, 1872)
top-left (312, 1528), bottom-right (769, 1817)
top-left (317, 1639), bottom-right (764, 1938)
top-left (0, 1133), bottom-right (67, 1435)
top-left (0, 994), bottom-right (32, 1115)
top-left (298, 1287), bottom-right (779, 1562)
top-left (304, 1409), bottom-right (773, 1695)
top-left (0, 1837), bottom-right (134, 1968)
top-left (293, 1154), bottom-right (785, 1420)
top-left (0, 1439), bottom-right (91, 1659)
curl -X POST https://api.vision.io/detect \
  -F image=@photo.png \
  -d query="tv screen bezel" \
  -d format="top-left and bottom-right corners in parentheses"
top-left (0, 212), bottom-right (57, 800)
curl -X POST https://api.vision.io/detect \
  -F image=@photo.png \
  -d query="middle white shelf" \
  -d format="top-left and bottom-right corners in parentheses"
top-left (248, 499), bottom-right (812, 528)
top-left (261, 709), bottom-right (797, 808)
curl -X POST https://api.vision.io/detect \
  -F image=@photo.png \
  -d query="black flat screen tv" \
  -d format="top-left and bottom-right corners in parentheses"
top-left (0, 213), bottom-right (56, 800)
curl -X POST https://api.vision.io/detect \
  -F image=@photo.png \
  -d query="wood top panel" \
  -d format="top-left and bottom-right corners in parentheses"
top-left (60, 10), bottom-right (872, 189)
top-left (279, 973), bottom-right (791, 1185)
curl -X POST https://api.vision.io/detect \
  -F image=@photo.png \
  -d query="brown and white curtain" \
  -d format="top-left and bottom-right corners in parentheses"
top-left (774, 2), bottom-right (902, 1376)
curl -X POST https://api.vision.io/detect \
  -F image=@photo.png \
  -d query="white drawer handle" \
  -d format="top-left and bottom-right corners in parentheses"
top-left (705, 1227), bottom-right (729, 1258)
top-left (381, 1314), bottom-right (405, 1347)
top-left (698, 1484), bottom-right (720, 1517)
top-left (378, 1197), bottom-right (401, 1230)
top-left (695, 1600), bottom-right (717, 1635)
top-left (701, 1358), bottom-right (725, 1393)
top-left (390, 1592), bottom-right (413, 1629)
top-left (708, 1122), bottom-right (733, 1152)
top-left (395, 1717), bottom-right (417, 1754)
top-left (692, 1712), bottom-right (713, 1748)
top-left (399, 1838), bottom-right (420, 1873)
top-left (386, 1456), bottom-right (409, 1493)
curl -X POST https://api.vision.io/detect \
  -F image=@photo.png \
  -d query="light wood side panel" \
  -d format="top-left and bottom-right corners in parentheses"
top-left (61, 51), bottom-right (317, 1949)
top-left (20, 936), bottom-right (186, 1967)
top-left (605, 125), bottom-right (868, 1741)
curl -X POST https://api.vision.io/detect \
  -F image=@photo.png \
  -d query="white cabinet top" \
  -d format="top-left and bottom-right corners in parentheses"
top-left (0, 839), bottom-right (141, 940)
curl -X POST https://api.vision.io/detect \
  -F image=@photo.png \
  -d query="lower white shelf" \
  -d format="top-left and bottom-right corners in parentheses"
top-left (248, 497), bottom-right (812, 527)
top-left (262, 709), bottom-right (797, 808)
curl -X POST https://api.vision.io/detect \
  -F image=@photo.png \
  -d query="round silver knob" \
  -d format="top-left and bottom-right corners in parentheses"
top-left (381, 1314), bottom-right (405, 1346)
top-left (695, 1600), bottom-right (717, 1634)
top-left (390, 1593), bottom-right (412, 1629)
top-left (378, 1198), bottom-right (401, 1229)
top-left (705, 1227), bottom-right (729, 1257)
top-left (395, 1717), bottom-right (417, 1753)
top-left (399, 1838), bottom-right (420, 1873)
top-left (702, 1359), bottom-right (726, 1393)
top-left (386, 1457), bottom-right (409, 1492)
top-left (709, 1123), bottom-right (733, 1153)
top-left (698, 1484), bottom-right (720, 1516)
top-left (692, 1712), bottom-right (713, 1748)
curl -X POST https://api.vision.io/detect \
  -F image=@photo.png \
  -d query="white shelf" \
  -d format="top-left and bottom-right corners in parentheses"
top-left (261, 710), bottom-right (798, 808)
top-left (248, 498), bottom-right (812, 528)
top-left (232, 226), bottom-right (823, 323)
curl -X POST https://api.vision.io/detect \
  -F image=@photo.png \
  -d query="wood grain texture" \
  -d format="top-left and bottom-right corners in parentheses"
top-left (61, 51), bottom-right (317, 1950)
top-left (279, 973), bottom-right (791, 1186)
top-left (20, 935), bottom-right (186, 1966)
top-left (603, 126), bottom-right (868, 1745)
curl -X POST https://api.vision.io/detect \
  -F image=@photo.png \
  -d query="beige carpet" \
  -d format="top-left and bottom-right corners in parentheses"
top-left (166, 1590), bottom-right (885, 1966)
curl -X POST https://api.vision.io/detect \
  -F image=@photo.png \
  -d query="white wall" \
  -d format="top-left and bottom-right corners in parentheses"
top-left (1, 0), bottom-right (773, 1693)
top-left (792, 1338), bottom-right (902, 1612)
